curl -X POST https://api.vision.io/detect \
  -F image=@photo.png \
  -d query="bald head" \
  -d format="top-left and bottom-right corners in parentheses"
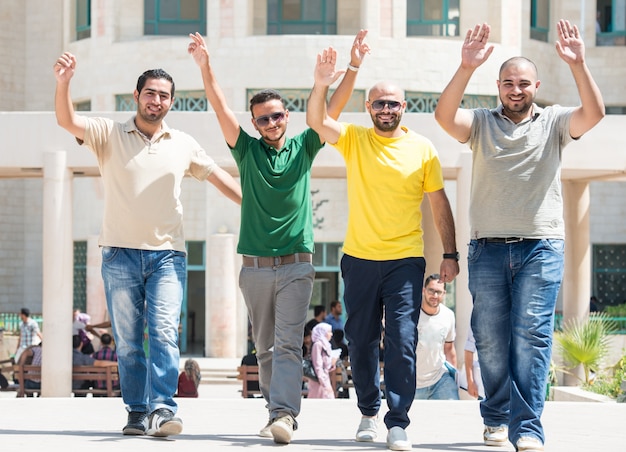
top-left (368, 82), bottom-right (405, 102)
top-left (499, 57), bottom-right (538, 81)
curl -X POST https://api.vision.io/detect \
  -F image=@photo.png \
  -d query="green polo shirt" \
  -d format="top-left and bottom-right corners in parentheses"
top-left (230, 127), bottom-right (322, 256)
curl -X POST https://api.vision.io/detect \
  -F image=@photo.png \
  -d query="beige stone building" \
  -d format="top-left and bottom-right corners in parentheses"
top-left (1, 1), bottom-right (625, 390)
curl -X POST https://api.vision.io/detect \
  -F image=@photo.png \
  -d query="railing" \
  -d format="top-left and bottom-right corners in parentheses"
top-left (0, 313), bottom-right (44, 334)
top-left (554, 313), bottom-right (626, 335)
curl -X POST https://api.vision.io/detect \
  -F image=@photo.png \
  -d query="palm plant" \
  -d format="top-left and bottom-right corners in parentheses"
top-left (555, 313), bottom-right (617, 384)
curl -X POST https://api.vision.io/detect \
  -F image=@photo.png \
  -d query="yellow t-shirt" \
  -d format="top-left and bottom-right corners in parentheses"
top-left (332, 124), bottom-right (444, 260)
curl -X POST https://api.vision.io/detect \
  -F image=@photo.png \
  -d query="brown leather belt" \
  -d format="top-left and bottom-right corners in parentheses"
top-left (242, 253), bottom-right (312, 268)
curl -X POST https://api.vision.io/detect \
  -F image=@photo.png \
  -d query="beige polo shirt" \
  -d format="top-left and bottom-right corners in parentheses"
top-left (82, 116), bottom-right (216, 252)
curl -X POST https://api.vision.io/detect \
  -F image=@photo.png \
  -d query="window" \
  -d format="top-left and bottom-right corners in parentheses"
top-left (530, 0), bottom-right (549, 42)
top-left (593, 244), bottom-right (626, 307)
top-left (596, 0), bottom-right (626, 46)
top-left (267, 0), bottom-right (337, 35)
top-left (74, 100), bottom-right (91, 111)
top-left (76, 0), bottom-right (91, 40)
top-left (73, 241), bottom-right (87, 312)
top-left (144, 0), bottom-right (206, 36)
top-left (406, 0), bottom-right (459, 37)
top-left (115, 90), bottom-right (207, 111)
top-left (246, 88), bottom-right (365, 113)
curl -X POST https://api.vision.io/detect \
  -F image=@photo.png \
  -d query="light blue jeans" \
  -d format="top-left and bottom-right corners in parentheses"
top-left (101, 247), bottom-right (186, 414)
top-left (239, 260), bottom-right (314, 427)
top-left (414, 371), bottom-right (459, 400)
top-left (468, 238), bottom-right (564, 445)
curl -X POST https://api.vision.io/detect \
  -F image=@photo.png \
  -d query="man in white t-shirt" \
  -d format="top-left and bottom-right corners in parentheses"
top-left (414, 274), bottom-right (458, 400)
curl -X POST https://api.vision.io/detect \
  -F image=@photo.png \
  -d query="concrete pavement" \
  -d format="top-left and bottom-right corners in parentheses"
top-left (2, 387), bottom-right (624, 451)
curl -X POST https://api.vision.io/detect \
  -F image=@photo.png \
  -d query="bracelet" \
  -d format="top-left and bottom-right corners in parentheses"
top-left (347, 64), bottom-right (360, 72)
top-left (443, 252), bottom-right (460, 261)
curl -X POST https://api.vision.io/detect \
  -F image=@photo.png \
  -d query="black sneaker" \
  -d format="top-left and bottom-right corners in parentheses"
top-left (147, 408), bottom-right (183, 437)
top-left (123, 411), bottom-right (148, 436)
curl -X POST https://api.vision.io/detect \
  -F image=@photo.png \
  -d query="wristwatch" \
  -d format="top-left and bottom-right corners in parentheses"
top-left (443, 252), bottom-right (460, 261)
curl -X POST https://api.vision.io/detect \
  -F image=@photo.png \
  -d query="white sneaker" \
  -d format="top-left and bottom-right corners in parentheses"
top-left (516, 436), bottom-right (544, 451)
top-left (386, 426), bottom-right (411, 451)
top-left (259, 419), bottom-right (272, 438)
top-left (270, 415), bottom-right (295, 444)
top-left (484, 424), bottom-right (508, 446)
top-left (355, 416), bottom-right (378, 442)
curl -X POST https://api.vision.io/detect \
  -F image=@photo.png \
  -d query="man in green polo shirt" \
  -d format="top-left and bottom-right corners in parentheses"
top-left (188, 30), bottom-right (370, 444)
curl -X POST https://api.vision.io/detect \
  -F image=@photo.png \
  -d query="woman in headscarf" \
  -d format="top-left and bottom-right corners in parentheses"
top-left (307, 322), bottom-right (337, 399)
top-left (177, 358), bottom-right (201, 397)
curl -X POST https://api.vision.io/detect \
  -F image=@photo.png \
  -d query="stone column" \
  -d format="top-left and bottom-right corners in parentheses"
top-left (455, 152), bottom-right (473, 368)
top-left (562, 180), bottom-right (591, 385)
top-left (41, 151), bottom-right (73, 397)
top-left (205, 233), bottom-right (238, 357)
top-left (86, 235), bottom-right (107, 323)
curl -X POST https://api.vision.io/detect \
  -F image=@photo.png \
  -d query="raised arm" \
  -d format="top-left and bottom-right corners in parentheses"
top-left (326, 29), bottom-right (370, 120)
top-left (207, 166), bottom-right (242, 205)
top-left (426, 188), bottom-right (459, 284)
top-left (306, 47), bottom-right (344, 144)
top-left (555, 19), bottom-right (605, 138)
top-left (188, 33), bottom-right (240, 148)
top-left (54, 52), bottom-right (87, 139)
top-left (434, 23), bottom-right (494, 143)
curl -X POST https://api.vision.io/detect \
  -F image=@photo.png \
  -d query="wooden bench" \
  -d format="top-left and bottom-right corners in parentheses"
top-left (237, 362), bottom-right (363, 399)
top-left (14, 364), bottom-right (121, 397)
top-left (0, 357), bottom-right (19, 392)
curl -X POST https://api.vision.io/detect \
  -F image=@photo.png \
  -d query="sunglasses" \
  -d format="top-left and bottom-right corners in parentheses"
top-left (369, 100), bottom-right (402, 112)
top-left (253, 111), bottom-right (286, 127)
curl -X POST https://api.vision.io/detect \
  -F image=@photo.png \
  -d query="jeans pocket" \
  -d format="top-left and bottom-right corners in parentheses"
top-left (467, 240), bottom-right (483, 263)
top-left (101, 246), bottom-right (120, 262)
top-left (541, 238), bottom-right (565, 254)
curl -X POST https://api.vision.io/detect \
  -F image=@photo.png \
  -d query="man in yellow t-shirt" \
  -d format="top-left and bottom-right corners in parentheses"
top-left (307, 47), bottom-right (459, 451)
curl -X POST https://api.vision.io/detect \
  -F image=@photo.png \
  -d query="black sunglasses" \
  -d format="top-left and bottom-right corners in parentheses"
top-left (370, 100), bottom-right (402, 112)
top-left (253, 111), bottom-right (286, 127)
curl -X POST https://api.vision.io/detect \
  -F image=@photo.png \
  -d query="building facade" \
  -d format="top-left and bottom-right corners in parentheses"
top-left (1, 0), bottom-right (625, 363)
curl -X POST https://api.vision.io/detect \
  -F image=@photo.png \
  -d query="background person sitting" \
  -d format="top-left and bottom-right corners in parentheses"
top-left (177, 359), bottom-right (201, 398)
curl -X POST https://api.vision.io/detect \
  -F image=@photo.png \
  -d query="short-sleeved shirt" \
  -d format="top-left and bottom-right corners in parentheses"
top-left (468, 104), bottom-right (574, 239)
top-left (332, 124), bottom-right (444, 260)
top-left (19, 318), bottom-right (40, 348)
top-left (416, 304), bottom-right (456, 388)
top-left (81, 116), bottom-right (217, 252)
top-left (230, 127), bottom-right (322, 256)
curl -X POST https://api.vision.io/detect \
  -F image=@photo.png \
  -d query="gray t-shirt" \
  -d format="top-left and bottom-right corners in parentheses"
top-left (468, 104), bottom-right (574, 239)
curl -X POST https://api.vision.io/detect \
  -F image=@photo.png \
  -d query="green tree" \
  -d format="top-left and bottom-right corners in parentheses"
top-left (555, 313), bottom-right (616, 384)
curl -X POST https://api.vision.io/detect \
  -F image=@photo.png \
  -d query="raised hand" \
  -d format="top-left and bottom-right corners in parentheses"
top-left (555, 19), bottom-right (585, 65)
top-left (314, 47), bottom-right (344, 87)
top-left (350, 29), bottom-right (371, 68)
top-left (53, 52), bottom-right (77, 83)
top-left (461, 23), bottom-right (494, 70)
top-left (187, 32), bottom-right (210, 67)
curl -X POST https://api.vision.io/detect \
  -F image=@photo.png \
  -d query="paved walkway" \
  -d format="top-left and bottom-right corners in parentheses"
top-left (2, 387), bottom-right (624, 451)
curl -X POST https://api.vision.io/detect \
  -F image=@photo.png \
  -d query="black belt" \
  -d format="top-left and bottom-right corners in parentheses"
top-left (242, 253), bottom-right (312, 268)
top-left (482, 237), bottom-right (525, 243)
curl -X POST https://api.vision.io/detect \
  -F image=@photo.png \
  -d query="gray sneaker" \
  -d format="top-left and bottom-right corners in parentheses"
top-left (122, 411), bottom-right (148, 436)
top-left (270, 415), bottom-right (295, 444)
top-left (146, 408), bottom-right (183, 437)
top-left (356, 416), bottom-right (378, 442)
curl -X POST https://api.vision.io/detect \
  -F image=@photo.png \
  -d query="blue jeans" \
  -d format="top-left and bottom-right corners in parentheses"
top-left (239, 260), bottom-right (314, 427)
top-left (414, 371), bottom-right (459, 400)
top-left (342, 254), bottom-right (425, 430)
top-left (101, 247), bottom-right (186, 414)
top-left (468, 239), bottom-right (564, 445)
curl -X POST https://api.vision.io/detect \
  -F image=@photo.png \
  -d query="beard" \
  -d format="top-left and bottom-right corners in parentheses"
top-left (500, 96), bottom-right (534, 122)
top-left (136, 105), bottom-right (167, 124)
top-left (371, 111), bottom-right (402, 132)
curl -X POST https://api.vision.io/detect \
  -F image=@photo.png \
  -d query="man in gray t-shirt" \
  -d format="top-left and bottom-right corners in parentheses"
top-left (435, 19), bottom-right (604, 452)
